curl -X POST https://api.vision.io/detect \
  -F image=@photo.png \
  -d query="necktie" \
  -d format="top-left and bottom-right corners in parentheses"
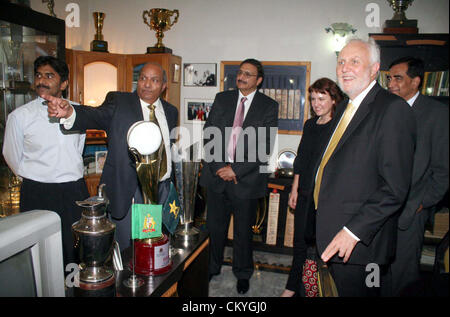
top-left (313, 102), bottom-right (356, 209)
top-left (227, 97), bottom-right (247, 161)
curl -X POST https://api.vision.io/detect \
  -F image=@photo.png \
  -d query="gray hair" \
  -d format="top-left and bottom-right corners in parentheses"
top-left (345, 37), bottom-right (380, 65)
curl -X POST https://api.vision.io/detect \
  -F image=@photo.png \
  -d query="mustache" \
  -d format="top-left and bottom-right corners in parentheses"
top-left (237, 80), bottom-right (247, 85)
top-left (36, 84), bottom-right (50, 90)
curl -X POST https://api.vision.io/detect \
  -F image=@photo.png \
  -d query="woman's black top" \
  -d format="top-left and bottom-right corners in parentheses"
top-left (285, 117), bottom-right (334, 295)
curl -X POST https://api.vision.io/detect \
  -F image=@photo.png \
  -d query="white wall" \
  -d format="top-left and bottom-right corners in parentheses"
top-left (30, 0), bottom-right (450, 152)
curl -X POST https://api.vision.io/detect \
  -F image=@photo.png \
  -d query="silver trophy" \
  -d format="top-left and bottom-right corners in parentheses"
top-left (72, 184), bottom-right (116, 284)
top-left (173, 142), bottom-right (201, 242)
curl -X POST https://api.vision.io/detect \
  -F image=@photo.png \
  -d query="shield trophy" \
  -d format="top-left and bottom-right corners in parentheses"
top-left (173, 142), bottom-right (201, 244)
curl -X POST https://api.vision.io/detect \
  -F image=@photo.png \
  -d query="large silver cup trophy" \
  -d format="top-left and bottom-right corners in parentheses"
top-left (173, 142), bottom-right (201, 242)
top-left (72, 184), bottom-right (116, 284)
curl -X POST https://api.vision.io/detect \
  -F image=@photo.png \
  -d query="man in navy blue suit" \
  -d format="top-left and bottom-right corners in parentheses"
top-left (201, 59), bottom-right (278, 294)
top-left (44, 62), bottom-right (178, 251)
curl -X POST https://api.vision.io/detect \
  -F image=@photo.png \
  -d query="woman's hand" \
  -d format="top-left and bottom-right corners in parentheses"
top-left (288, 190), bottom-right (298, 210)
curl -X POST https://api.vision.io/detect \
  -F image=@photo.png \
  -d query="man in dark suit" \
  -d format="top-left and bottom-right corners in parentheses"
top-left (200, 59), bottom-right (278, 294)
top-left (313, 39), bottom-right (416, 296)
top-left (387, 57), bottom-right (449, 296)
top-left (44, 62), bottom-right (178, 251)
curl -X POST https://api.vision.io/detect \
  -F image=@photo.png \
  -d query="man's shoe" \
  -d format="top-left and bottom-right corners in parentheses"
top-left (237, 279), bottom-right (249, 294)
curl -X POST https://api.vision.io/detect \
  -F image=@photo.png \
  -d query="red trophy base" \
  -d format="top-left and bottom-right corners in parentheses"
top-left (130, 234), bottom-right (171, 276)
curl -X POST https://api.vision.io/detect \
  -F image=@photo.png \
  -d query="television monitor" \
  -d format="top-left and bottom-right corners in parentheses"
top-left (0, 210), bottom-right (65, 297)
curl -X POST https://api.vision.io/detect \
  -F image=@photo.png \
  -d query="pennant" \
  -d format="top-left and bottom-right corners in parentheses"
top-left (131, 203), bottom-right (162, 239)
top-left (162, 182), bottom-right (181, 234)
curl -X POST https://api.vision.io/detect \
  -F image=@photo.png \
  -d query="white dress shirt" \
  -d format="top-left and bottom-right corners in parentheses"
top-left (62, 97), bottom-right (171, 181)
top-left (2, 97), bottom-right (85, 183)
top-left (227, 89), bottom-right (257, 162)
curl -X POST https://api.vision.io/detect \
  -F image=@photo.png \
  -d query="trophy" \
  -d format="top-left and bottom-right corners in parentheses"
top-left (143, 8), bottom-right (179, 54)
top-left (72, 184), bottom-right (117, 296)
top-left (127, 111), bottom-right (171, 276)
top-left (91, 12), bottom-right (109, 52)
top-left (384, 0), bottom-right (418, 33)
top-left (173, 143), bottom-right (201, 244)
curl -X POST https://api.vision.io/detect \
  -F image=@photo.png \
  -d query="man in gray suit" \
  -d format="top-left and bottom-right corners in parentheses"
top-left (388, 56), bottom-right (449, 296)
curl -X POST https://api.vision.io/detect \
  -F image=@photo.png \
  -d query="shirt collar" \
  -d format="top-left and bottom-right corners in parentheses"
top-left (140, 97), bottom-right (162, 109)
top-left (407, 91), bottom-right (420, 107)
top-left (349, 80), bottom-right (377, 109)
top-left (238, 89), bottom-right (257, 106)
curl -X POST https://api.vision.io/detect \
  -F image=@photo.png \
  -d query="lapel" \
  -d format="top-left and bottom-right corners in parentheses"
top-left (131, 91), bottom-right (144, 122)
top-left (411, 94), bottom-right (426, 118)
top-left (242, 91), bottom-right (261, 129)
top-left (224, 90), bottom-right (240, 126)
top-left (332, 83), bottom-right (381, 156)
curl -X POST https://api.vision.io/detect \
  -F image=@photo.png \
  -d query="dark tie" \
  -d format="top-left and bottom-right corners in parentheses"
top-left (227, 97), bottom-right (247, 161)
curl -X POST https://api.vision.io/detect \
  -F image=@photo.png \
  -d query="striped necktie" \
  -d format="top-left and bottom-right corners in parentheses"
top-left (227, 97), bottom-right (247, 161)
top-left (313, 102), bottom-right (356, 209)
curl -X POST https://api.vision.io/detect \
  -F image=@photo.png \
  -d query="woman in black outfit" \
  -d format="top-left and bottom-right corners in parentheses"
top-left (281, 78), bottom-right (344, 297)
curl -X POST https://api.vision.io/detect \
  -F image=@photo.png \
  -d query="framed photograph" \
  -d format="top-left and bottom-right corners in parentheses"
top-left (95, 150), bottom-right (108, 174)
top-left (172, 63), bottom-right (180, 83)
top-left (184, 98), bottom-right (214, 123)
top-left (183, 63), bottom-right (217, 87)
top-left (221, 61), bottom-right (311, 135)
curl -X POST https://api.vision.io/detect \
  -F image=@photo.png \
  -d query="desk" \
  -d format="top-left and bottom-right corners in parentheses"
top-left (116, 232), bottom-right (209, 297)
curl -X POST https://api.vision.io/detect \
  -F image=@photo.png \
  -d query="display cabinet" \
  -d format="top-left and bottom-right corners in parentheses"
top-left (66, 50), bottom-right (181, 119)
top-left (0, 2), bottom-right (65, 217)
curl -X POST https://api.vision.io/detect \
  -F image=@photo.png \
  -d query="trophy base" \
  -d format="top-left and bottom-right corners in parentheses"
top-left (123, 274), bottom-right (144, 289)
top-left (130, 234), bottom-right (172, 276)
top-left (146, 46), bottom-right (173, 54)
top-left (91, 40), bottom-right (109, 52)
top-left (383, 19), bottom-right (418, 34)
top-left (80, 265), bottom-right (114, 283)
top-left (74, 275), bottom-right (116, 297)
top-left (174, 223), bottom-right (200, 242)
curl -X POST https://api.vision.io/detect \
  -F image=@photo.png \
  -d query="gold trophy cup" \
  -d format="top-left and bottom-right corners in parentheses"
top-left (143, 8), bottom-right (179, 54)
top-left (91, 12), bottom-right (109, 52)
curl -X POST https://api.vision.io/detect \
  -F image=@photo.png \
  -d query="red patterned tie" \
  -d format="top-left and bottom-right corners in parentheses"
top-left (227, 97), bottom-right (247, 161)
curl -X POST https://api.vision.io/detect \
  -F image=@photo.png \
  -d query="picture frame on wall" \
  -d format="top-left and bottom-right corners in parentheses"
top-left (95, 150), bottom-right (108, 174)
top-left (183, 63), bottom-right (217, 87)
top-left (220, 61), bottom-right (311, 135)
top-left (184, 98), bottom-right (214, 123)
top-left (172, 63), bottom-right (181, 83)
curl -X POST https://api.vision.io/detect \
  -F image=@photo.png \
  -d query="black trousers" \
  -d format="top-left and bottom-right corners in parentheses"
top-left (206, 185), bottom-right (257, 280)
top-left (20, 178), bottom-right (89, 268)
top-left (390, 208), bottom-right (431, 296)
top-left (328, 262), bottom-right (391, 297)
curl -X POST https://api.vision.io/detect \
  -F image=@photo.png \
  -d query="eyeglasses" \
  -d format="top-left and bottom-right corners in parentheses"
top-left (237, 70), bottom-right (257, 78)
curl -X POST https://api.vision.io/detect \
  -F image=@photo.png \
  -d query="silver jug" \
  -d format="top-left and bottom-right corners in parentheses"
top-left (72, 184), bottom-right (116, 283)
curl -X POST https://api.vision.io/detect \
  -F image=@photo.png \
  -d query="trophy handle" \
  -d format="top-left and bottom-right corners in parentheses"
top-left (129, 147), bottom-right (143, 163)
top-left (169, 9), bottom-right (179, 27)
top-left (142, 10), bottom-right (151, 27)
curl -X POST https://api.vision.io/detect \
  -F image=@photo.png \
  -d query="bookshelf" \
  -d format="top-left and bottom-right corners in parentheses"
top-left (370, 33), bottom-right (449, 98)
